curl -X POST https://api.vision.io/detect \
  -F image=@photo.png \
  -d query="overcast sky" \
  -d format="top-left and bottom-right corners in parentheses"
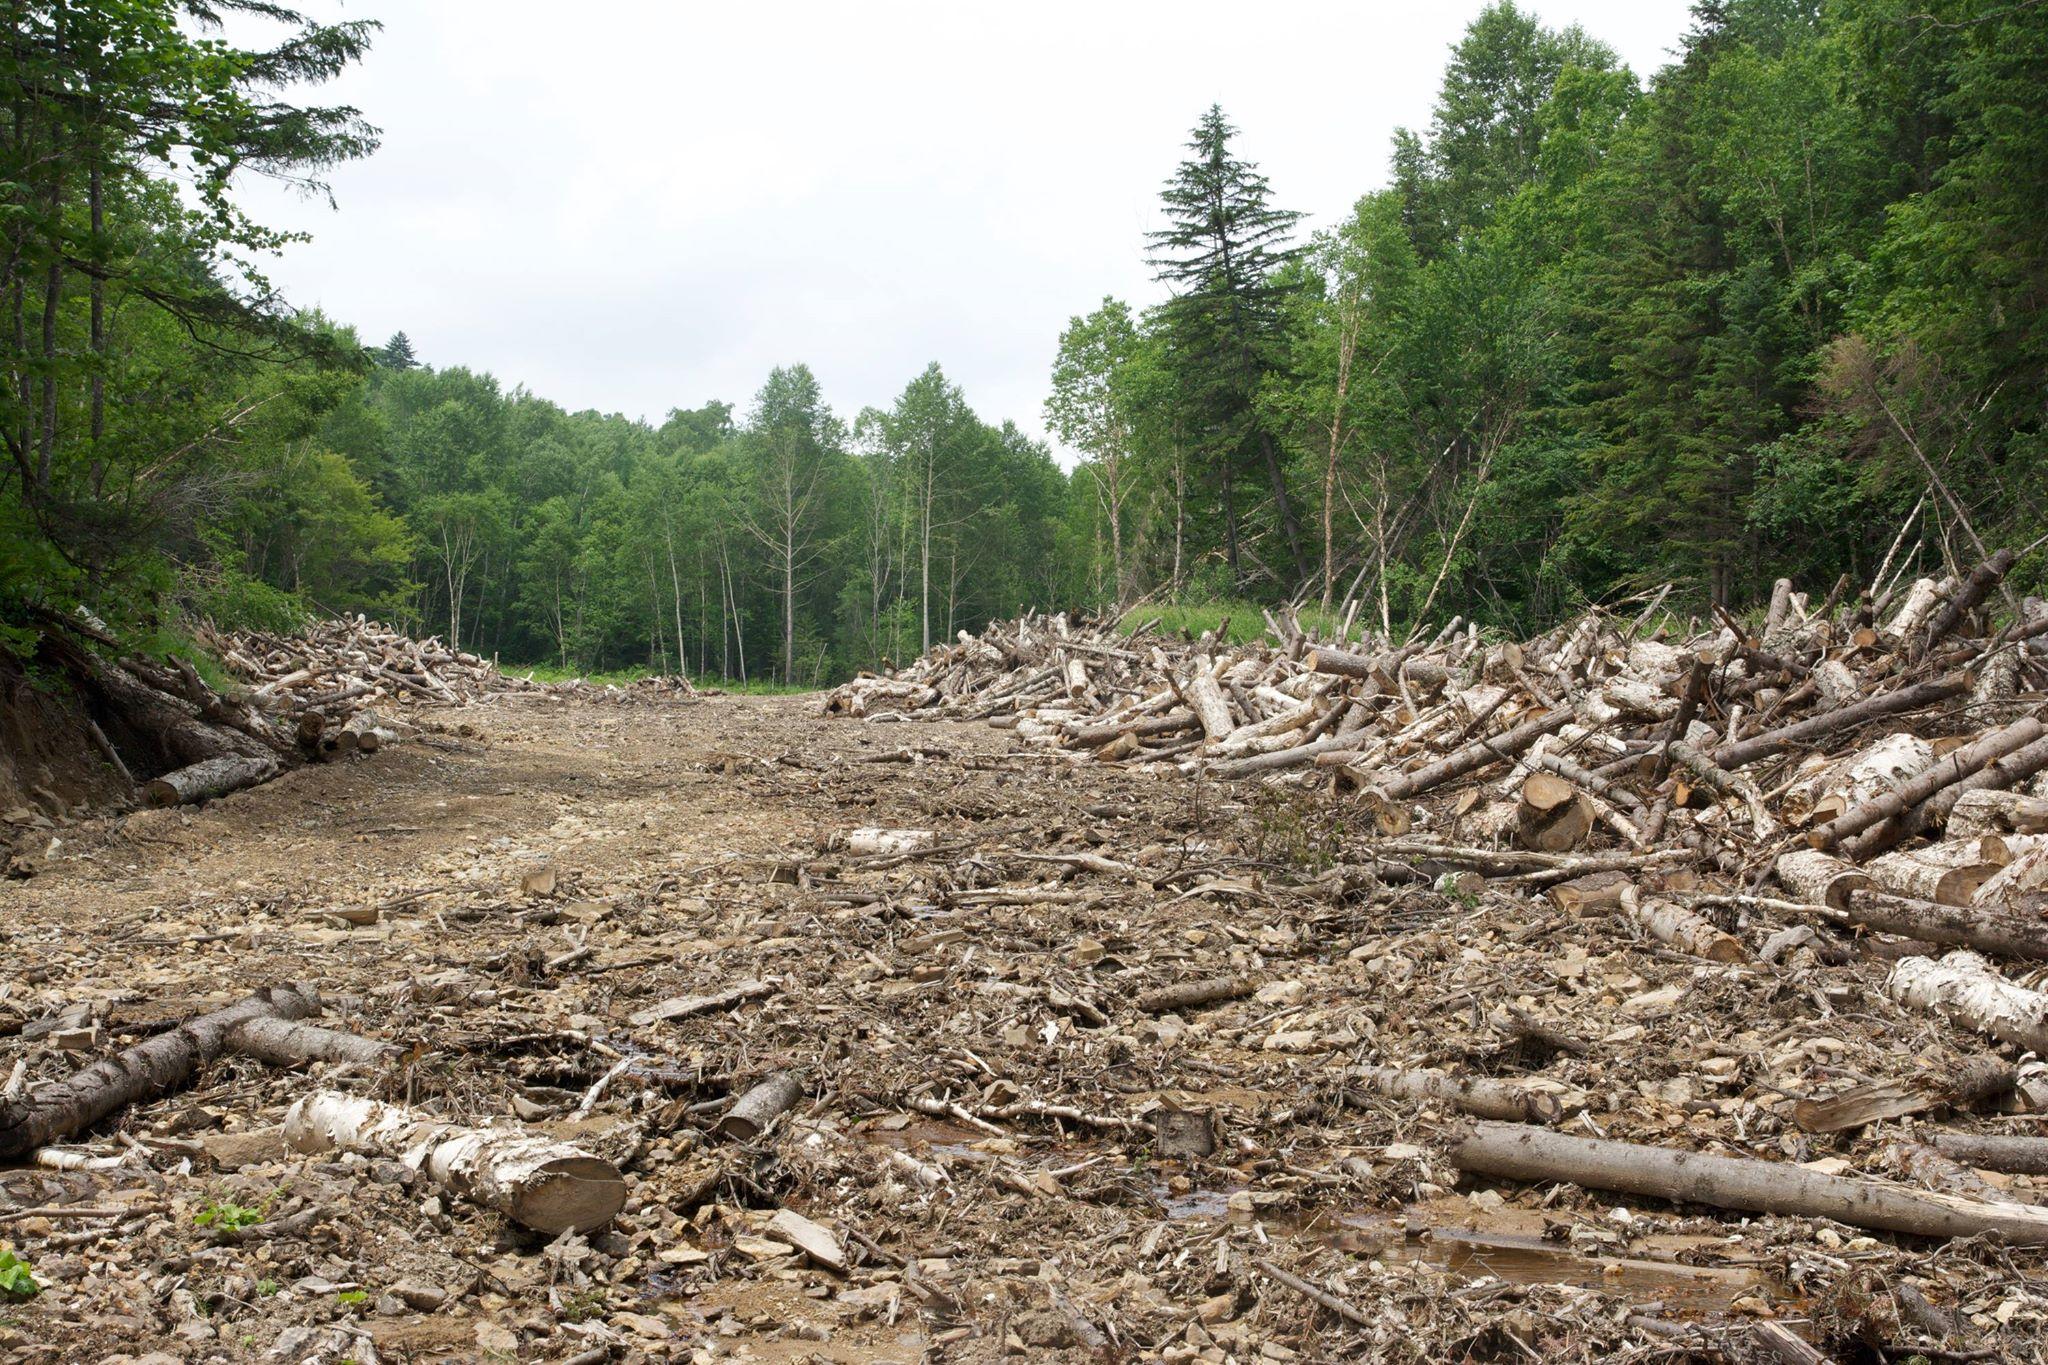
top-left (239, 1), bottom-right (1697, 460)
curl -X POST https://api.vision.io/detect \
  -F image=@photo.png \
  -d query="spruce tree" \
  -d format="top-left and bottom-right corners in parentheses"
top-left (1146, 106), bottom-right (1307, 585)
top-left (379, 331), bottom-right (420, 370)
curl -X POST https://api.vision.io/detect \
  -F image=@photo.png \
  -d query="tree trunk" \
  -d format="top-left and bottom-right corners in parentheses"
top-left (1888, 950), bottom-right (2048, 1054)
top-left (1864, 842), bottom-right (2001, 906)
top-left (1452, 1120), bottom-right (2048, 1245)
top-left (714, 1072), bottom-right (803, 1141)
top-left (1516, 772), bottom-right (1593, 852)
top-left (284, 1091), bottom-right (626, 1234)
top-left (146, 754), bottom-right (280, 807)
top-left (0, 985), bottom-right (321, 1159)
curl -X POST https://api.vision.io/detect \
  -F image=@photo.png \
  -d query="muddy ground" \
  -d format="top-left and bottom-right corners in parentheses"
top-left (2, 692), bottom-right (2044, 1363)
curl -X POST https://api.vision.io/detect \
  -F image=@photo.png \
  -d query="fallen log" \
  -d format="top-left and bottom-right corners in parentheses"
top-left (1342, 1065), bottom-right (1563, 1124)
top-left (1451, 1120), bottom-right (2048, 1244)
top-left (714, 1072), bottom-right (804, 1141)
top-left (1627, 894), bottom-right (1745, 963)
top-left (224, 1016), bottom-right (402, 1069)
top-left (284, 1090), bottom-right (626, 1233)
top-left (1844, 888), bottom-right (2048, 960)
top-left (1889, 951), bottom-right (2048, 1054)
top-left (1709, 676), bottom-right (1969, 772)
top-left (0, 985), bottom-right (320, 1160)
top-left (1790, 1055), bottom-right (2014, 1133)
top-left (1775, 849), bottom-right (1871, 911)
top-left (1806, 718), bottom-right (2044, 851)
top-left (144, 754), bottom-right (281, 808)
top-left (1929, 1133), bottom-right (2048, 1177)
top-left (1135, 976), bottom-right (1253, 1014)
top-left (627, 979), bottom-right (775, 1028)
top-left (1515, 772), bottom-right (1593, 853)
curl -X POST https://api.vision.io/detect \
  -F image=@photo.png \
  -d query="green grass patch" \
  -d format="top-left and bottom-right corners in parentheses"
top-left (1121, 600), bottom-right (1366, 647)
top-left (510, 662), bottom-right (814, 694)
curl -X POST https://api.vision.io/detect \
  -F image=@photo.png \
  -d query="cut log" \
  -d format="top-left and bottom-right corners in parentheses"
top-left (1546, 870), bottom-right (1632, 914)
top-left (845, 829), bottom-right (933, 857)
top-left (1788, 733), bottom-right (1933, 831)
top-left (0, 985), bottom-right (320, 1159)
top-left (1135, 976), bottom-right (1252, 1014)
top-left (1709, 676), bottom-right (1969, 772)
top-left (1791, 1056), bottom-right (2014, 1133)
top-left (144, 754), bottom-right (281, 807)
top-left (1976, 845), bottom-right (2048, 910)
top-left (1865, 843), bottom-right (2001, 906)
top-left (1949, 790), bottom-right (2048, 839)
top-left (714, 1072), bottom-right (804, 1141)
top-left (1342, 1065), bottom-right (1563, 1124)
top-left (1515, 772), bottom-right (1593, 853)
top-left (1929, 1133), bottom-right (2048, 1176)
top-left (1178, 670), bottom-right (1236, 741)
top-left (1809, 718), bottom-right (2044, 851)
top-left (1844, 888), bottom-right (2048, 960)
top-left (1888, 951), bottom-right (2048, 1054)
top-left (1628, 894), bottom-right (1745, 963)
top-left (1775, 849), bottom-right (1871, 911)
top-left (1915, 547), bottom-right (2016, 660)
top-left (1451, 1120), bottom-right (2048, 1245)
top-left (1668, 741), bottom-right (1776, 839)
top-left (224, 1016), bottom-right (402, 1069)
top-left (285, 1091), bottom-right (624, 1233)
top-left (1843, 733), bottom-right (2048, 858)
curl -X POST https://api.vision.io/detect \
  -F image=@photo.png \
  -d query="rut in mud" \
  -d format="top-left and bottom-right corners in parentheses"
top-left (1, 691), bottom-right (2043, 1363)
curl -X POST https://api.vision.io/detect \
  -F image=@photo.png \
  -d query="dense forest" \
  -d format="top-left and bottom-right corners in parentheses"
top-left (3, 0), bottom-right (2043, 686)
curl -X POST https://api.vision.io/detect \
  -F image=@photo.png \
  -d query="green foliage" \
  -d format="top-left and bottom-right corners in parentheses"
top-left (0, 1248), bottom-right (36, 1299)
top-left (335, 1289), bottom-right (369, 1307)
top-left (193, 1198), bottom-right (267, 1231)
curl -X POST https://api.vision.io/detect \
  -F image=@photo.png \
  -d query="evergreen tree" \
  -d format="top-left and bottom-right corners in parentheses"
top-left (379, 331), bottom-right (420, 370)
top-left (1146, 105), bottom-right (1307, 586)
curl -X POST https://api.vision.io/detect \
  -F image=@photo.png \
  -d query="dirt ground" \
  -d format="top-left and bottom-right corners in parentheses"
top-left (2, 692), bottom-right (2044, 1363)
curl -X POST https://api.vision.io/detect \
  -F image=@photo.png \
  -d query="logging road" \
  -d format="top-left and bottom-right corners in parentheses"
top-left (2, 691), bottom-right (2020, 1360)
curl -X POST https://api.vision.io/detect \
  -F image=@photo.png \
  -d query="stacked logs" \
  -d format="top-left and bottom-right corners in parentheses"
top-left (825, 562), bottom-right (2048, 967)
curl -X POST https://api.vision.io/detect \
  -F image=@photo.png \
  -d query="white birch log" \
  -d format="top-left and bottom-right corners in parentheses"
top-left (1888, 951), bottom-right (2048, 1054)
top-left (1785, 733), bottom-right (1932, 829)
top-left (145, 754), bottom-right (281, 807)
top-left (1977, 845), bottom-right (2048, 909)
top-left (1179, 670), bottom-right (1235, 741)
top-left (1775, 849), bottom-right (1872, 911)
top-left (846, 828), bottom-right (934, 856)
top-left (1865, 842), bottom-right (2002, 905)
top-left (1950, 790), bottom-right (2048, 839)
top-left (284, 1091), bottom-right (626, 1233)
top-left (1628, 893), bottom-right (1745, 962)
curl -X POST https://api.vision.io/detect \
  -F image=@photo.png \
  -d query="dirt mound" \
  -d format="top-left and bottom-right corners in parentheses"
top-left (0, 647), bottom-right (135, 852)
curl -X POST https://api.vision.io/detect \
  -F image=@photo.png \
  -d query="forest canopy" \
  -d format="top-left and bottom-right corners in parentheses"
top-left (3, 0), bottom-right (2043, 684)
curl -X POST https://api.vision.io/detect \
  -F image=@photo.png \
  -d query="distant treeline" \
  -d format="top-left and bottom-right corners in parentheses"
top-left (3, 0), bottom-right (2043, 685)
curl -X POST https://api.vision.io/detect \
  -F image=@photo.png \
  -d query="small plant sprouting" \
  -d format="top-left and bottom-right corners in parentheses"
top-left (194, 1198), bottom-right (268, 1231)
top-left (336, 1289), bottom-right (370, 1307)
top-left (0, 1249), bottom-right (38, 1299)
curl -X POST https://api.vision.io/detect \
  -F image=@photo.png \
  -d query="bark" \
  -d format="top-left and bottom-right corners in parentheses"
top-left (1451, 1121), bottom-right (2048, 1245)
top-left (1668, 741), bottom-right (1776, 839)
top-left (284, 1091), bottom-right (626, 1234)
top-left (1914, 547), bottom-right (2017, 661)
top-left (225, 1016), bottom-right (401, 1069)
top-left (145, 754), bottom-right (281, 807)
top-left (1135, 976), bottom-right (1252, 1014)
top-left (1790, 1056), bottom-right (2013, 1133)
top-left (1790, 733), bottom-right (1933, 830)
top-left (714, 1071), bottom-right (803, 1141)
top-left (1888, 951), bottom-right (2048, 1054)
top-left (0, 985), bottom-right (320, 1159)
top-left (1709, 676), bottom-right (1970, 772)
top-left (1808, 718), bottom-right (2045, 851)
top-left (1845, 888), bottom-right (2048, 960)
top-left (1864, 842), bottom-right (2002, 906)
top-left (1342, 1065), bottom-right (1563, 1124)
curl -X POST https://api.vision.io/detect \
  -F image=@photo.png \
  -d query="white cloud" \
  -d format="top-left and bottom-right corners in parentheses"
top-left (236, 0), bottom-right (1696, 461)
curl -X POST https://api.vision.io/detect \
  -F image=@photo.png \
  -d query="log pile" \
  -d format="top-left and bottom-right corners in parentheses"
top-left (824, 570), bottom-right (2045, 904)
